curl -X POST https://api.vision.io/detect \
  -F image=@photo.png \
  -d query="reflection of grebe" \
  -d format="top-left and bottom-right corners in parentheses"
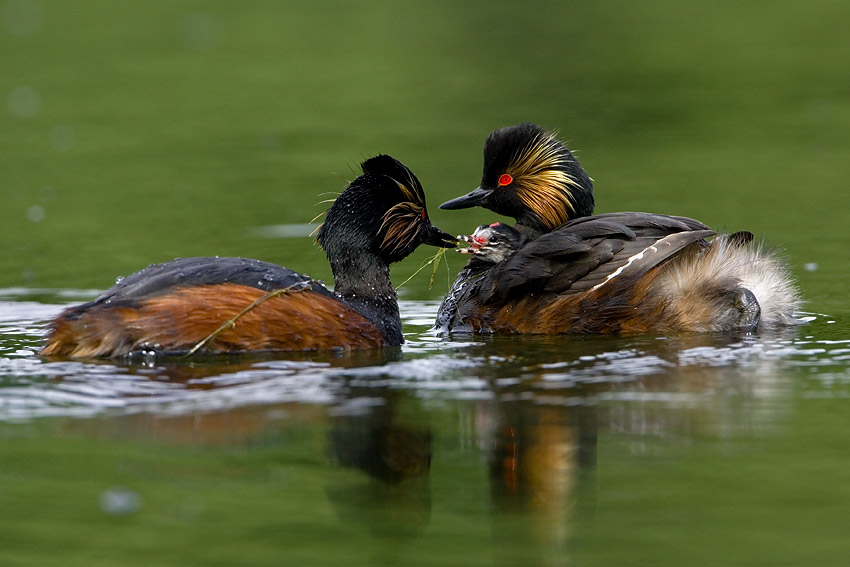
top-left (488, 404), bottom-right (595, 509)
top-left (478, 398), bottom-right (598, 553)
top-left (326, 392), bottom-right (433, 545)
top-left (329, 415), bottom-right (432, 484)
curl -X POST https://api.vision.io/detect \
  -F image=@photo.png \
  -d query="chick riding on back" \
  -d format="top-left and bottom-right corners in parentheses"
top-left (436, 222), bottom-right (523, 331)
top-left (437, 122), bottom-right (801, 334)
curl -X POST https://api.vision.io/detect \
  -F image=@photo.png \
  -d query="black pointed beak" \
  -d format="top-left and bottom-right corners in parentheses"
top-left (440, 187), bottom-right (493, 210)
top-left (423, 224), bottom-right (459, 248)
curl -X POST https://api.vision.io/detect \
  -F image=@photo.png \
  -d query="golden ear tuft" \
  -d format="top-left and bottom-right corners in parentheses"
top-left (507, 131), bottom-right (584, 231)
top-left (379, 202), bottom-right (424, 254)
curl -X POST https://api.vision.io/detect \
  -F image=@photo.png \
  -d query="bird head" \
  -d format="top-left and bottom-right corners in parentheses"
top-left (441, 123), bottom-right (594, 237)
top-left (318, 155), bottom-right (457, 265)
top-left (457, 221), bottom-right (524, 265)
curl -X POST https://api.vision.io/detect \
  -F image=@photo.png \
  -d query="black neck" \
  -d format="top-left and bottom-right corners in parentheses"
top-left (328, 249), bottom-right (403, 346)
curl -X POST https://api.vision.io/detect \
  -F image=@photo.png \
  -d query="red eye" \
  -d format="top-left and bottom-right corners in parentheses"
top-left (497, 174), bottom-right (513, 187)
top-left (420, 209), bottom-right (426, 220)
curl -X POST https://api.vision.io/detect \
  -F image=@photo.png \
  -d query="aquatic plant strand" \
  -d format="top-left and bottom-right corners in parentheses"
top-left (397, 247), bottom-right (450, 290)
top-left (184, 282), bottom-right (306, 356)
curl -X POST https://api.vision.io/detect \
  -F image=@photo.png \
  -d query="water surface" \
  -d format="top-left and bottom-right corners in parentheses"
top-left (2, 288), bottom-right (849, 566)
top-left (3, 1), bottom-right (850, 565)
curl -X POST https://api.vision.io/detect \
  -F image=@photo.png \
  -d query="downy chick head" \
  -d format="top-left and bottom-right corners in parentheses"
top-left (457, 222), bottom-right (524, 265)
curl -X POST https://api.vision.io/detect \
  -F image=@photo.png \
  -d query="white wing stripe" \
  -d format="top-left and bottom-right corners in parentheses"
top-left (589, 236), bottom-right (681, 292)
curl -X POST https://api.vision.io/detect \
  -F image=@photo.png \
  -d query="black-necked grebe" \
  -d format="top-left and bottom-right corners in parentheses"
top-left (437, 123), bottom-right (801, 334)
top-left (43, 155), bottom-right (457, 357)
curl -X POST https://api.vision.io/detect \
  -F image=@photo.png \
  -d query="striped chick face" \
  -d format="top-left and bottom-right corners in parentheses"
top-left (457, 222), bottom-right (523, 265)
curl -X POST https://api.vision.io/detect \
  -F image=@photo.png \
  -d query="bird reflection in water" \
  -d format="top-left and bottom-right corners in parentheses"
top-left (328, 396), bottom-right (432, 484)
top-left (326, 389), bottom-right (433, 545)
top-left (479, 397), bottom-right (598, 558)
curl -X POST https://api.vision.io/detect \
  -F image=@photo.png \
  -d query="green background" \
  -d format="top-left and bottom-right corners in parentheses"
top-left (3, 0), bottom-right (847, 310)
top-left (3, 1), bottom-right (850, 566)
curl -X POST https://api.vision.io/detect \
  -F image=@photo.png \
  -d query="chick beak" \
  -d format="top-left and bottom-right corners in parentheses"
top-left (439, 187), bottom-right (493, 210)
top-left (457, 233), bottom-right (487, 254)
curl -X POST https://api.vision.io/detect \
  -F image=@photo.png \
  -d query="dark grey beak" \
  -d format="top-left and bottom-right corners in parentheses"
top-left (440, 187), bottom-right (492, 210)
top-left (423, 225), bottom-right (459, 248)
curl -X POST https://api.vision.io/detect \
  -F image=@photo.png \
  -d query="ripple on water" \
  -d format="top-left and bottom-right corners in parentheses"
top-left (0, 297), bottom-right (847, 420)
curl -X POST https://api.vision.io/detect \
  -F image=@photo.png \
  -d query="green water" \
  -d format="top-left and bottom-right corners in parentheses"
top-left (3, 1), bottom-right (850, 566)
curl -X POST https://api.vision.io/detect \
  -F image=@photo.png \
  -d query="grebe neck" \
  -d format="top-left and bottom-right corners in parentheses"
top-left (329, 250), bottom-right (403, 346)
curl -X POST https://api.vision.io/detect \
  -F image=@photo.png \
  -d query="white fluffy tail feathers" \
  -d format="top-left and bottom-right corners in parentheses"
top-left (661, 233), bottom-right (802, 331)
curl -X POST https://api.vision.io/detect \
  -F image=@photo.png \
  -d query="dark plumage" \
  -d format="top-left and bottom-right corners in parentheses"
top-left (441, 122), bottom-right (594, 241)
top-left (42, 155), bottom-right (457, 358)
top-left (436, 222), bottom-right (524, 330)
top-left (436, 123), bottom-right (801, 334)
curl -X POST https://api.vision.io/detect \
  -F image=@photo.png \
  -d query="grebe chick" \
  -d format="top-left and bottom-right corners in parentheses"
top-left (457, 222), bottom-right (524, 263)
top-left (436, 222), bottom-right (524, 331)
